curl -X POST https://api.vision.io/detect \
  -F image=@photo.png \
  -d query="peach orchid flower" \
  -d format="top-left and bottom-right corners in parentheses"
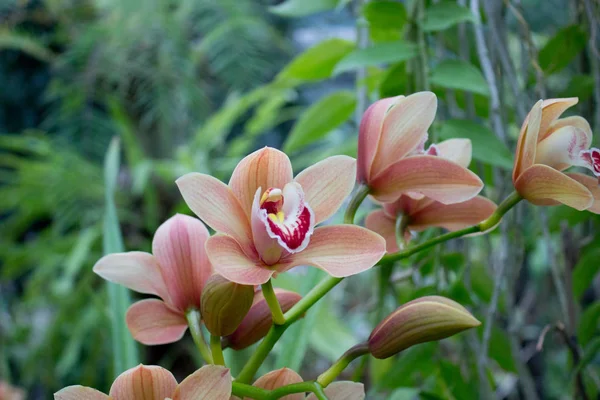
top-left (176, 147), bottom-right (386, 285)
top-left (512, 98), bottom-right (600, 213)
top-left (54, 364), bottom-right (231, 400)
top-left (239, 368), bottom-right (364, 400)
top-left (357, 91), bottom-right (483, 203)
top-left (93, 214), bottom-right (213, 345)
top-left (366, 138), bottom-right (497, 252)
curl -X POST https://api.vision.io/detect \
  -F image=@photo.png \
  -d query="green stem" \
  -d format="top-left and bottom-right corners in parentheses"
top-left (395, 213), bottom-right (410, 250)
top-left (416, 0), bottom-right (429, 91)
top-left (344, 184), bottom-right (370, 224)
top-left (381, 191), bottom-right (522, 264)
top-left (231, 381), bottom-right (329, 400)
top-left (262, 279), bottom-right (286, 325)
top-left (210, 334), bottom-right (225, 366)
top-left (185, 309), bottom-right (213, 364)
top-left (317, 343), bottom-right (370, 387)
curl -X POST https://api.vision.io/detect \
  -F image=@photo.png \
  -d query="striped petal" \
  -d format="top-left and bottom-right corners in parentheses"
top-left (515, 164), bottom-right (593, 210)
top-left (535, 126), bottom-right (591, 171)
top-left (126, 299), bottom-right (188, 345)
top-left (566, 173), bottom-right (600, 214)
top-left (513, 100), bottom-right (543, 181)
top-left (109, 365), bottom-right (177, 400)
top-left (306, 382), bottom-right (365, 400)
top-left (229, 147), bottom-right (293, 218)
top-left (537, 98), bottom-right (579, 141)
top-left (409, 196), bottom-right (497, 231)
top-left (172, 365), bottom-right (232, 400)
top-left (365, 210), bottom-right (399, 253)
top-left (294, 155), bottom-right (357, 224)
top-left (435, 138), bottom-right (472, 168)
top-left (370, 155), bottom-right (483, 204)
top-left (55, 386), bottom-right (109, 400)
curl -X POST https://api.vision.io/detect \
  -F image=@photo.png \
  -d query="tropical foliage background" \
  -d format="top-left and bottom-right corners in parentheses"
top-left (1, 0), bottom-right (600, 398)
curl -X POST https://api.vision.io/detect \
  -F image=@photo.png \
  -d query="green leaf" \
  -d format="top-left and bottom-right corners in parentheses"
top-left (310, 302), bottom-right (357, 361)
top-left (573, 336), bottom-right (600, 376)
top-left (539, 25), bottom-right (587, 74)
top-left (578, 302), bottom-right (600, 347)
top-left (559, 74), bottom-right (595, 102)
top-left (430, 60), bottom-right (490, 96)
top-left (270, 0), bottom-right (338, 18)
top-left (487, 327), bottom-right (517, 373)
top-left (0, 29), bottom-right (55, 62)
top-left (103, 137), bottom-right (139, 376)
top-left (389, 387), bottom-right (420, 400)
top-left (363, 1), bottom-right (407, 30)
top-left (379, 62), bottom-right (409, 98)
top-left (284, 91), bottom-right (356, 153)
top-left (278, 39), bottom-right (355, 82)
top-left (572, 248), bottom-right (600, 299)
top-left (421, 2), bottom-right (474, 32)
top-left (333, 40), bottom-right (418, 75)
top-left (379, 342), bottom-right (439, 388)
top-left (438, 119), bottom-right (514, 169)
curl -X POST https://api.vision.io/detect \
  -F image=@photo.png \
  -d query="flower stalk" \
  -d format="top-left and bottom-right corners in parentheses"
top-left (210, 334), bottom-right (225, 366)
top-left (185, 309), bottom-right (213, 364)
top-left (261, 279), bottom-right (286, 325)
top-left (316, 343), bottom-right (370, 387)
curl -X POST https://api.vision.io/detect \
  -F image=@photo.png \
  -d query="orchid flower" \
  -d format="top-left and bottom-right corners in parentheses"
top-left (176, 147), bottom-right (386, 285)
top-left (93, 214), bottom-right (213, 345)
top-left (241, 368), bottom-right (364, 400)
top-left (54, 364), bottom-right (231, 400)
top-left (357, 92), bottom-right (483, 204)
top-left (365, 138), bottom-right (497, 252)
top-left (512, 98), bottom-right (600, 213)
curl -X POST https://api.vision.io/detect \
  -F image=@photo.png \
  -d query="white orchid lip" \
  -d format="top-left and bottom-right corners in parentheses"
top-left (257, 182), bottom-right (315, 255)
top-left (580, 148), bottom-right (600, 180)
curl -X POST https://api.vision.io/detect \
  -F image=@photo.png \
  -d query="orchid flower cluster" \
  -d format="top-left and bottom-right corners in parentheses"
top-left (56, 92), bottom-right (599, 400)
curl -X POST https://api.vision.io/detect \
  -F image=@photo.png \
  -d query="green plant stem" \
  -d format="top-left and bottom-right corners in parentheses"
top-left (344, 184), bottom-right (370, 224)
top-left (232, 381), bottom-right (329, 400)
top-left (317, 343), bottom-right (370, 387)
top-left (185, 309), bottom-right (213, 364)
top-left (210, 334), bottom-right (225, 366)
top-left (262, 279), bottom-right (286, 325)
top-left (395, 213), bottom-right (410, 250)
top-left (380, 191), bottom-right (522, 264)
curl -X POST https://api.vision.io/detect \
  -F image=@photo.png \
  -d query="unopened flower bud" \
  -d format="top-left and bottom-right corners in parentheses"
top-left (201, 274), bottom-right (254, 337)
top-left (368, 296), bottom-right (480, 359)
top-left (225, 289), bottom-right (302, 350)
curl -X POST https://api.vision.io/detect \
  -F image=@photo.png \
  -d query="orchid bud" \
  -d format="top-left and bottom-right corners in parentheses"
top-left (368, 296), bottom-right (480, 359)
top-left (225, 289), bottom-right (302, 350)
top-left (200, 274), bottom-right (254, 337)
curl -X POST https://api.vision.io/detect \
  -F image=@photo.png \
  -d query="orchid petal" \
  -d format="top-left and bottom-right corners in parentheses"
top-left (365, 210), bottom-right (399, 253)
top-left (410, 196), bottom-right (497, 231)
top-left (369, 155), bottom-right (483, 204)
top-left (251, 188), bottom-right (284, 265)
top-left (206, 234), bottom-right (274, 285)
top-left (229, 147), bottom-right (294, 218)
top-left (294, 155), bottom-right (357, 224)
top-left (306, 382), bottom-right (365, 400)
top-left (547, 116), bottom-right (592, 144)
top-left (435, 138), bottom-right (472, 168)
top-left (535, 126), bottom-right (591, 171)
top-left (566, 173), bottom-right (600, 214)
top-left (176, 173), bottom-right (253, 253)
top-left (281, 225), bottom-right (386, 277)
top-left (172, 365), bottom-right (232, 400)
top-left (126, 299), bottom-right (187, 345)
top-left (93, 252), bottom-right (169, 301)
top-left (515, 164), bottom-right (593, 210)
top-left (513, 100), bottom-right (543, 181)
top-left (152, 214), bottom-right (212, 311)
top-left (54, 386), bottom-right (109, 400)
top-left (370, 92), bottom-right (437, 178)
top-left (538, 98), bottom-right (579, 141)
top-left (109, 365), bottom-right (177, 400)
top-left (357, 96), bottom-right (402, 182)
top-left (248, 368), bottom-right (304, 400)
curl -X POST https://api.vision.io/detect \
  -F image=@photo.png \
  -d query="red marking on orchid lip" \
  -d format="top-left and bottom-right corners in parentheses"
top-left (425, 144), bottom-right (439, 156)
top-left (266, 206), bottom-right (312, 250)
top-left (582, 148), bottom-right (600, 176)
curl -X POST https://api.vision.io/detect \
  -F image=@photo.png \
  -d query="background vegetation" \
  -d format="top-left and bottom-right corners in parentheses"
top-left (1, 0), bottom-right (599, 398)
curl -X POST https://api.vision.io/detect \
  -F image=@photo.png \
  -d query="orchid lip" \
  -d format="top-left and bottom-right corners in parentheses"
top-left (580, 148), bottom-right (600, 178)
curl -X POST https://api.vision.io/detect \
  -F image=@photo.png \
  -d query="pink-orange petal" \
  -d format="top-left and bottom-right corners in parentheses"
top-left (515, 164), bottom-right (593, 210)
top-left (370, 92), bottom-right (437, 178)
top-left (294, 155), bottom-right (357, 224)
top-left (109, 365), bottom-right (177, 400)
top-left (537, 98), bottom-right (579, 141)
top-left (435, 138), bottom-right (472, 168)
top-left (369, 155), bottom-right (483, 204)
top-left (125, 299), bottom-right (188, 345)
top-left (535, 126), bottom-right (591, 171)
top-left (306, 382), bottom-right (365, 400)
top-left (281, 225), bottom-right (386, 278)
top-left (248, 368), bottom-right (304, 400)
top-left (206, 235), bottom-right (274, 285)
top-left (93, 252), bottom-right (169, 301)
top-left (566, 173), bottom-right (600, 214)
top-left (172, 365), bottom-right (232, 400)
top-left (409, 196), bottom-right (497, 231)
top-left (54, 386), bottom-right (109, 400)
top-left (229, 147), bottom-right (294, 218)
top-left (365, 210), bottom-right (399, 253)
top-left (357, 96), bottom-right (402, 183)
top-left (176, 173), bottom-right (253, 253)
top-left (152, 214), bottom-right (212, 311)
top-left (513, 100), bottom-right (543, 182)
